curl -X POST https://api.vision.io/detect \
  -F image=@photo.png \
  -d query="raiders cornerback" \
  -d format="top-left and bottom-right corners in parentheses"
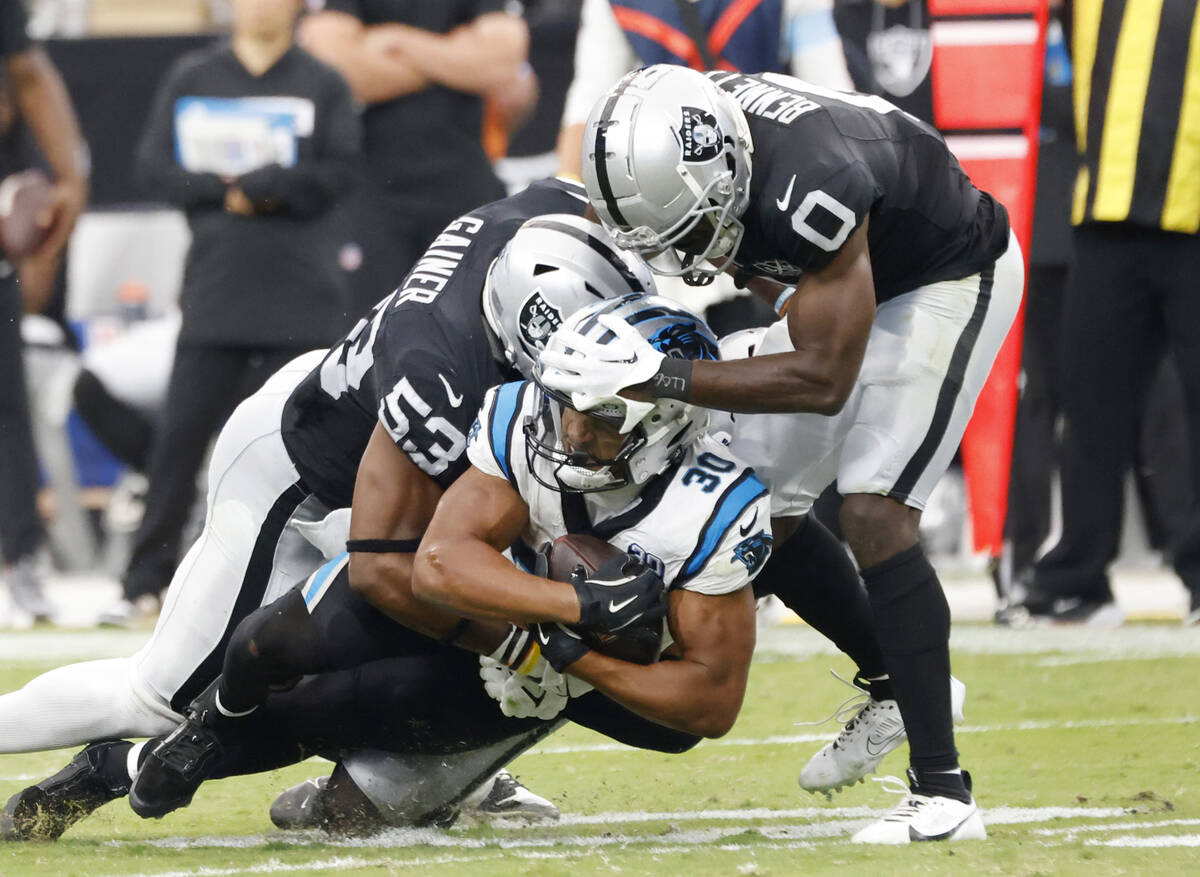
top-left (0, 182), bottom-right (649, 840)
top-left (545, 65), bottom-right (1026, 844)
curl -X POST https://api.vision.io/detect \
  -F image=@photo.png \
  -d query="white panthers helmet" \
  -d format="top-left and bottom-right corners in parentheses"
top-left (582, 65), bottom-right (753, 282)
top-left (528, 293), bottom-right (720, 493)
top-left (482, 214), bottom-right (655, 379)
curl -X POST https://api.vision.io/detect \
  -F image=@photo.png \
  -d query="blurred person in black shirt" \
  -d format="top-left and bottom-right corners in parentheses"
top-left (103, 0), bottom-right (361, 625)
top-left (299, 0), bottom-right (530, 312)
top-left (0, 0), bottom-right (89, 624)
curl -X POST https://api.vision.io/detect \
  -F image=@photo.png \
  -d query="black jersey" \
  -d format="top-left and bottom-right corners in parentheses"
top-left (280, 178), bottom-right (589, 507)
top-left (709, 72), bottom-right (1010, 302)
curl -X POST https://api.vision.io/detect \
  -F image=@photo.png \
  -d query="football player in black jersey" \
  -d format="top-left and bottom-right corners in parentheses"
top-left (545, 64), bottom-right (1026, 844)
top-left (0, 187), bottom-right (658, 839)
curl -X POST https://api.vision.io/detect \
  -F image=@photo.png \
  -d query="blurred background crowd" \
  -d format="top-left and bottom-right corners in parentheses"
top-left (1, 0), bottom-right (1196, 631)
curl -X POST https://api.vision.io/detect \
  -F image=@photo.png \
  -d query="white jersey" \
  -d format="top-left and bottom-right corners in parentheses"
top-left (467, 381), bottom-right (774, 596)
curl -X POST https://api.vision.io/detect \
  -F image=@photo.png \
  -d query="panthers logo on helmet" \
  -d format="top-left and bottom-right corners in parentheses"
top-left (518, 290), bottom-right (564, 352)
top-left (648, 321), bottom-right (720, 361)
top-left (732, 532), bottom-right (773, 575)
top-left (679, 107), bottom-right (722, 163)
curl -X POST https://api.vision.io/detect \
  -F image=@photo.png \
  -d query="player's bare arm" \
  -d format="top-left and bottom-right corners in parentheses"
top-left (565, 585), bottom-right (756, 738)
top-left (349, 425), bottom-right (520, 655)
top-left (298, 10), bottom-right (428, 104)
top-left (413, 468), bottom-right (584, 625)
top-left (687, 221), bottom-right (876, 415)
top-left (368, 12), bottom-right (529, 97)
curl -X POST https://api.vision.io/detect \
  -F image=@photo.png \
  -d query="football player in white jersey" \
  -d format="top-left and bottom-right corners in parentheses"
top-left (412, 293), bottom-right (773, 738)
top-left (545, 64), bottom-right (1026, 843)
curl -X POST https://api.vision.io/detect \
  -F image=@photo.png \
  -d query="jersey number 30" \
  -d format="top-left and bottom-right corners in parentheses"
top-left (379, 378), bottom-right (466, 477)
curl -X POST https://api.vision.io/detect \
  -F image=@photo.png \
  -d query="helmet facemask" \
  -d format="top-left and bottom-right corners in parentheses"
top-left (523, 383), bottom-right (704, 494)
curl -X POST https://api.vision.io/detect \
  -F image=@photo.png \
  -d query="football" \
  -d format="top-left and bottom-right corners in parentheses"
top-left (545, 533), bottom-right (663, 665)
top-left (0, 170), bottom-right (52, 261)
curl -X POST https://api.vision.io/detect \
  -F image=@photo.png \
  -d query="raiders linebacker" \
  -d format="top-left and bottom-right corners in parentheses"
top-left (544, 65), bottom-right (1026, 844)
top-left (0, 183), bottom-right (649, 839)
top-left (119, 293), bottom-right (769, 824)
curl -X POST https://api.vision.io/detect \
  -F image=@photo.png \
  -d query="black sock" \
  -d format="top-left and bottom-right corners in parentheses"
top-left (754, 514), bottom-right (887, 680)
top-left (861, 544), bottom-right (968, 803)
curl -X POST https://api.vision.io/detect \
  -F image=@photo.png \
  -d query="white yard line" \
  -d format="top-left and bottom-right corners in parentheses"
top-left (531, 714), bottom-right (1198, 755)
top-left (101, 809), bottom-right (1199, 876)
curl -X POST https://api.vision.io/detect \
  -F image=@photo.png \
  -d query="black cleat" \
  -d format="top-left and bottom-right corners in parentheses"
top-left (2, 741), bottom-right (131, 841)
top-left (129, 718), bottom-right (223, 819)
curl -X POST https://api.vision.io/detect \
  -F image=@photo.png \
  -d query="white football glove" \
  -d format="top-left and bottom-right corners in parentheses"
top-left (538, 314), bottom-right (662, 433)
top-left (536, 663), bottom-right (594, 700)
top-left (479, 656), bottom-right (568, 720)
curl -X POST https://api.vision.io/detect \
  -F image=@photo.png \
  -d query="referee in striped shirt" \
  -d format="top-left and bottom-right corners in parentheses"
top-left (1024, 0), bottom-right (1200, 626)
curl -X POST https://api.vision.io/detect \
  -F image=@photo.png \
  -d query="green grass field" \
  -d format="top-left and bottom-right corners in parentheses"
top-left (0, 624), bottom-right (1197, 876)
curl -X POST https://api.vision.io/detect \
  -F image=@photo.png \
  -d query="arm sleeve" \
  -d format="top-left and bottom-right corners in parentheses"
top-left (560, 0), bottom-right (636, 127)
top-left (0, 0), bottom-right (30, 60)
top-left (235, 73), bottom-right (361, 217)
top-left (784, 0), bottom-right (853, 89)
top-left (133, 59), bottom-right (227, 209)
top-left (678, 489), bottom-right (773, 597)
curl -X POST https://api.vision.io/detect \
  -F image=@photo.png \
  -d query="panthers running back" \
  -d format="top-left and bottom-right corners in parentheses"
top-left (414, 294), bottom-right (773, 738)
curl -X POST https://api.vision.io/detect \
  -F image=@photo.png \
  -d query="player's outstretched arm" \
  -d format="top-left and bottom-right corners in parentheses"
top-left (413, 467), bottom-right (584, 625)
top-left (563, 585), bottom-right (757, 738)
top-left (541, 221), bottom-right (876, 416)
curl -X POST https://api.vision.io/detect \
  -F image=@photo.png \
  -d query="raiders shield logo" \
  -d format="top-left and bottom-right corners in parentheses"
top-left (679, 106), bottom-right (722, 163)
top-left (518, 290), bottom-right (564, 352)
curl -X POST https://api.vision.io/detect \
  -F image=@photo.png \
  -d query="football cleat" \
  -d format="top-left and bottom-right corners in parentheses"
top-left (1, 741), bottom-right (130, 841)
top-left (128, 717), bottom-right (222, 818)
top-left (851, 771), bottom-right (985, 844)
top-left (459, 770), bottom-right (560, 825)
top-left (798, 674), bottom-right (966, 796)
top-left (269, 776), bottom-right (329, 831)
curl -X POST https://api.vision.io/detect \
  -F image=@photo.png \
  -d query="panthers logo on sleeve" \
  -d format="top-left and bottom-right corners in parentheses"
top-left (732, 532), bottom-right (773, 575)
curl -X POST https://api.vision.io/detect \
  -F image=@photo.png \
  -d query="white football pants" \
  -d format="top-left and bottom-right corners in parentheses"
top-left (0, 350), bottom-right (332, 752)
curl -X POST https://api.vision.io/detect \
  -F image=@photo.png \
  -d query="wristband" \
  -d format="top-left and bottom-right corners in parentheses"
top-left (774, 287), bottom-right (796, 317)
top-left (648, 357), bottom-right (694, 402)
top-left (489, 625), bottom-right (543, 675)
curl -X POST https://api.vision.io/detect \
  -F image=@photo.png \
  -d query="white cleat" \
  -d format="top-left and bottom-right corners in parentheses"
top-left (459, 769), bottom-right (560, 825)
top-left (798, 674), bottom-right (967, 796)
top-left (852, 778), bottom-right (985, 845)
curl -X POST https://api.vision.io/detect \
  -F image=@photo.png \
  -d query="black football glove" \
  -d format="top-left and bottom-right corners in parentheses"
top-left (570, 554), bottom-right (668, 633)
top-left (533, 622), bottom-right (590, 672)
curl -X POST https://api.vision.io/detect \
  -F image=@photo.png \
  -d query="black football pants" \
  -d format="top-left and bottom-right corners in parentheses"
top-left (0, 268), bottom-right (45, 564)
top-left (1031, 224), bottom-right (1200, 604)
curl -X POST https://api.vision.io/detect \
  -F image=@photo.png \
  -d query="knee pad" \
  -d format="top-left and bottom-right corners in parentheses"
top-left (227, 588), bottom-right (316, 682)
